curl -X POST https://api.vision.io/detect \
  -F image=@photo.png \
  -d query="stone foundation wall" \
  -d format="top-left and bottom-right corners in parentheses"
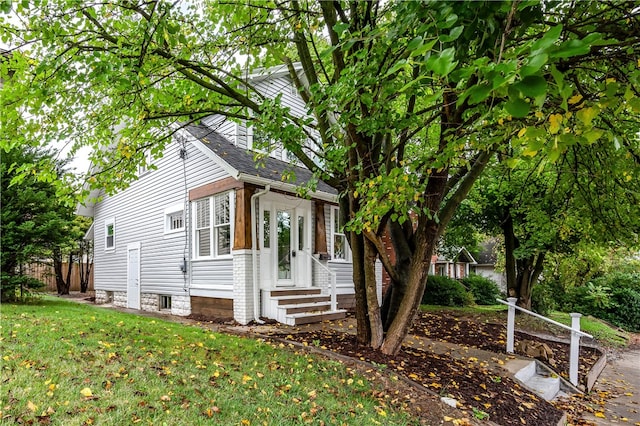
top-left (112, 291), bottom-right (127, 308)
top-left (95, 290), bottom-right (110, 304)
top-left (170, 294), bottom-right (191, 316)
top-left (141, 293), bottom-right (159, 311)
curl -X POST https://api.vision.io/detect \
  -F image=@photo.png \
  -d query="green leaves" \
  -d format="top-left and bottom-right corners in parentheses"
top-left (425, 47), bottom-right (457, 77)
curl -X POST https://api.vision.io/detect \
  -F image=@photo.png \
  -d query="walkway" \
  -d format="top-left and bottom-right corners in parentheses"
top-left (581, 349), bottom-right (640, 424)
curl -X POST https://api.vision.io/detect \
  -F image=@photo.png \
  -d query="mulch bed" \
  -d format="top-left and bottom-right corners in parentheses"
top-left (273, 329), bottom-right (565, 426)
top-left (411, 312), bottom-right (603, 384)
top-left (268, 311), bottom-right (609, 426)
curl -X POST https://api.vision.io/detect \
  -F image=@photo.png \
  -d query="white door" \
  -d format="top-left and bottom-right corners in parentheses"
top-left (127, 242), bottom-right (141, 309)
top-left (259, 195), bottom-right (312, 288)
top-left (275, 209), bottom-right (294, 287)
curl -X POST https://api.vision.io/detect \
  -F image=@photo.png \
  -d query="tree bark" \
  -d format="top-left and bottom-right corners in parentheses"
top-left (363, 237), bottom-right (384, 348)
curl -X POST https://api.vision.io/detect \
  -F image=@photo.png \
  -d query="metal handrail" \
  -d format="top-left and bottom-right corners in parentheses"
top-left (496, 298), bottom-right (593, 338)
top-left (301, 250), bottom-right (337, 312)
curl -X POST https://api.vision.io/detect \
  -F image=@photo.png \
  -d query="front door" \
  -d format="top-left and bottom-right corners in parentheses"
top-left (259, 195), bottom-right (312, 289)
top-left (276, 209), bottom-right (294, 286)
top-left (127, 242), bottom-right (140, 309)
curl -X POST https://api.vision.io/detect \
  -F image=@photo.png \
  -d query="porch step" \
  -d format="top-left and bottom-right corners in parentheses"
top-left (286, 310), bottom-right (347, 326)
top-left (270, 288), bottom-right (322, 297)
top-left (280, 301), bottom-right (331, 315)
top-left (275, 294), bottom-right (331, 305)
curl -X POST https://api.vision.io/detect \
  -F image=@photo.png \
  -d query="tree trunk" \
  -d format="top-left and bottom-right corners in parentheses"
top-left (79, 239), bottom-right (93, 293)
top-left (351, 231), bottom-right (371, 346)
top-left (364, 238), bottom-right (384, 348)
top-left (379, 220), bottom-right (438, 355)
top-left (53, 248), bottom-right (71, 295)
top-left (502, 213), bottom-right (518, 299)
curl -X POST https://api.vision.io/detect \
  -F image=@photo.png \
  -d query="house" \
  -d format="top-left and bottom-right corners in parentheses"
top-left (78, 65), bottom-right (380, 325)
top-left (430, 247), bottom-right (477, 280)
top-left (470, 239), bottom-right (507, 292)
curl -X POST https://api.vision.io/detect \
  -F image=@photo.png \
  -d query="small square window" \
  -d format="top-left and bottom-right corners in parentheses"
top-left (164, 204), bottom-right (185, 235)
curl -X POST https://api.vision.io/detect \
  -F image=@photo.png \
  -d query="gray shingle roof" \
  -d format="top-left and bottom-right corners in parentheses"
top-left (185, 124), bottom-right (336, 195)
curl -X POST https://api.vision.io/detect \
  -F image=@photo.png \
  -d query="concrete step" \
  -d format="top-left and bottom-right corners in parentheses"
top-left (279, 301), bottom-right (331, 315)
top-left (510, 359), bottom-right (561, 401)
top-left (270, 288), bottom-right (322, 297)
top-left (286, 310), bottom-right (347, 326)
top-left (274, 294), bottom-right (331, 305)
top-left (513, 360), bottom-right (537, 382)
top-left (526, 373), bottom-right (560, 401)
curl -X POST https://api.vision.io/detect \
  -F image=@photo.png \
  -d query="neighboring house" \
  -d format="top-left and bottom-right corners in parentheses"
top-left (430, 247), bottom-right (477, 280)
top-left (379, 217), bottom-right (475, 286)
top-left (470, 239), bottom-right (507, 293)
top-left (78, 64), bottom-right (381, 326)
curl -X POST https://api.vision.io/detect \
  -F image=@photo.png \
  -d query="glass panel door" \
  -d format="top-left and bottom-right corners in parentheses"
top-left (276, 210), bottom-right (293, 282)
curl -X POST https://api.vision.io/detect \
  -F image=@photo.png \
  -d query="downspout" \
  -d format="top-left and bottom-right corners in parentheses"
top-left (251, 185), bottom-right (270, 324)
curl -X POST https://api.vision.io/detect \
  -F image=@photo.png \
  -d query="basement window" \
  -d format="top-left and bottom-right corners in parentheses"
top-left (159, 295), bottom-right (172, 310)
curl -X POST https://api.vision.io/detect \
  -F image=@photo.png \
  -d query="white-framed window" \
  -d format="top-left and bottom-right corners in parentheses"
top-left (138, 149), bottom-right (153, 176)
top-left (193, 191), bottom-right (233, 259)
top-left (104, 217), bottom-right (115, 250)
top-left (330, 207), bottom-right (350, 261)
top-left (164, 204), bottom-right (185, 235)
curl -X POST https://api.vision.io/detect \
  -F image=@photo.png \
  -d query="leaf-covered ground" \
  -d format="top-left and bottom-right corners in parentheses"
top-left (411, 312), bottom-right (603, 384)
top-left (268, 311), bottom-right (615, 426)
top-left (0, 298), bottom-right (428, 425)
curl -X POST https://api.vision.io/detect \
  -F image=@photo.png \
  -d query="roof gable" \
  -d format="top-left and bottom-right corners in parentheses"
top-left (185, 124), bottom-right (336, 196)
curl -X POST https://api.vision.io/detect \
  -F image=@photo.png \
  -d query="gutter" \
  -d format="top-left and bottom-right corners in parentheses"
top-left (251, 185), bottom-right (270, 324)
top-left (237, 173), bottom-right (337, 203)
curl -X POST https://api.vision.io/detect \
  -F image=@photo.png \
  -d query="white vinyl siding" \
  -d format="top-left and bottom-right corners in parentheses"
top-left (193, 192), bottom-right (233, 259)
top-left (92, 136), bottom-right (230, 296)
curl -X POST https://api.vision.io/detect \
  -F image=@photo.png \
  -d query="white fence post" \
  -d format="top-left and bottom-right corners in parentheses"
top-left (506, 297), bottom-right (517, 353)
top-left (569, 313), bottom-right (582, 386)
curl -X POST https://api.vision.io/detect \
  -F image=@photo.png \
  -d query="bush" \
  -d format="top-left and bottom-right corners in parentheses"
top-left (462, 274), bottom-right (501, 305)
top-left (561, 272), bottom-right (640, 332)
top-left (531, 282), bottom-right (556, 316)
top-left (590, 272), bottom-right (640, 292)
top-left (0, 273), bottom-right (45, 303)
top-left (605, 288), bottom-right (640, 332)
top-left (422, 275), bottom-right (474, 307)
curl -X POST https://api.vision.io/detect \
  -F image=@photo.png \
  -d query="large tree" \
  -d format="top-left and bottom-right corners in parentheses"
top-left (458, 136), bottom-right (640, 309)
top-left (1, 1), bottom-right (638, 353)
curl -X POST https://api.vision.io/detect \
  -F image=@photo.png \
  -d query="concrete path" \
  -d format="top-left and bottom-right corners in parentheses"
top-left (581, 349), bottom-right (640, 425)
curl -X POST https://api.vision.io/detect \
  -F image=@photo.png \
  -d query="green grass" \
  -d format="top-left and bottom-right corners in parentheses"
top-left (1, 297), bottom-right (418, 425)
top-left (421, 304), bottom-right (630, 347)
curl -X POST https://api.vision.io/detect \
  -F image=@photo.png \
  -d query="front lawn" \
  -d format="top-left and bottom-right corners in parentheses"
top-left (0, 297), bottom-right (418, 425)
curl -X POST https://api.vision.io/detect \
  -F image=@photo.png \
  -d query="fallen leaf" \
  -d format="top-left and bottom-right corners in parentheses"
top-left (80, 388), bottom-right (93, 397)
top-left (595, 412), bottom-right (606, 418)
top-left (27, 401), bottom-right (37, 412)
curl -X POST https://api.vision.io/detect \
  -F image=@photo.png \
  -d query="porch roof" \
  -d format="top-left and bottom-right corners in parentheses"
top-left (185, 124), bottom-right (337, 196)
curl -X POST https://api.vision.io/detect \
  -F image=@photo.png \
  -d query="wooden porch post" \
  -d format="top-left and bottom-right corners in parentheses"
top-left (314, 201), bottom-right (328, 255)
top-left (234, 185), bottom-right (256, 250)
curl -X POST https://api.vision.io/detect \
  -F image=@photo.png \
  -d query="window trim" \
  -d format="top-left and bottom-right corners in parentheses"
top-left (164, 203), bottom-right (185, 235)
top-left (104, 217), bottom-right (115, 251)
top-left (192, 191), bottom-right (234, 260)
top-left (330, 206), bottom-right (351, 262)
top-left (138, 149), bottom-right (153, 176)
